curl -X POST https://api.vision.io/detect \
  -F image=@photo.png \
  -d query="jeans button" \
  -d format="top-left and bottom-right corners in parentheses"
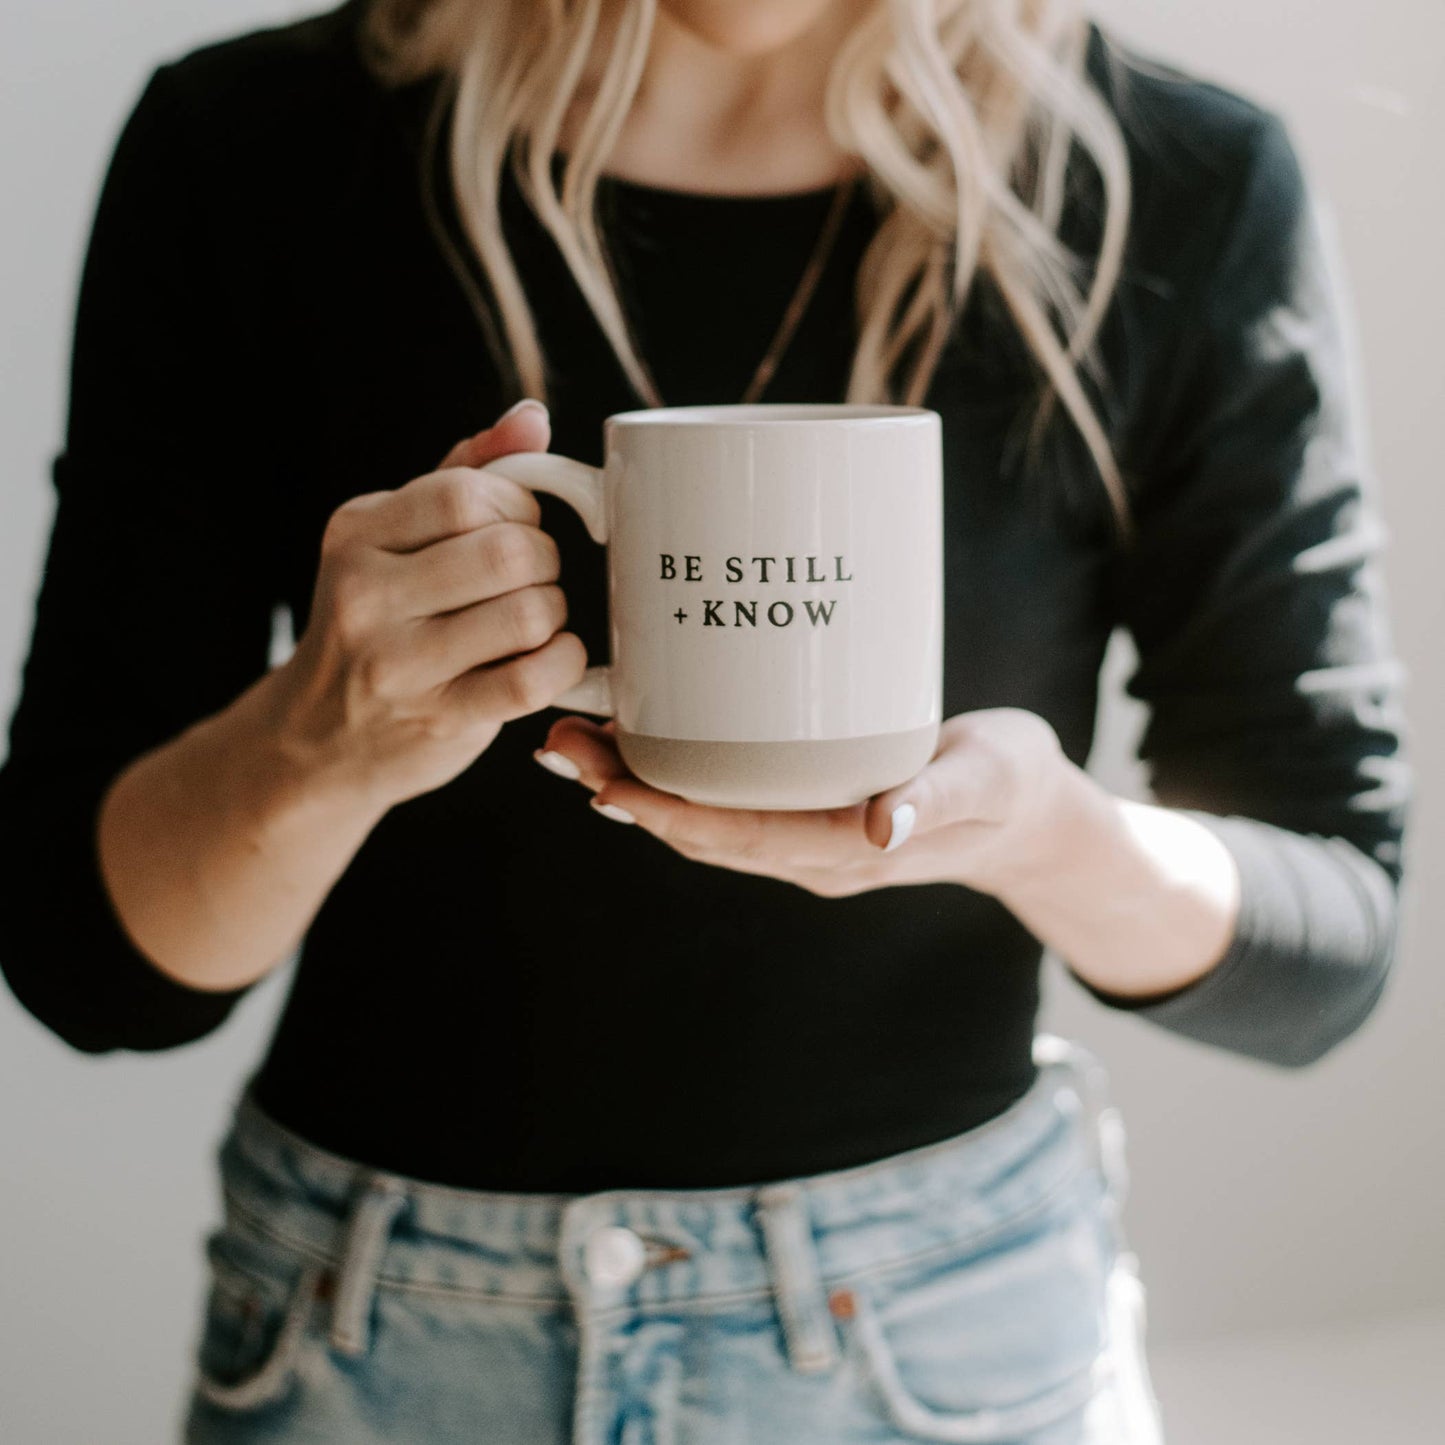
top-left (583, 1225), bottom-right (647, 1287)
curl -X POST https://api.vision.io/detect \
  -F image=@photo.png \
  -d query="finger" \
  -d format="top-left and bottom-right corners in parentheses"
top-left (445, 630), bottom-right (588, 723)
top-left (332, 469), bottom-right (542, 555)
top-left (536, 716), bottom-right (628, 789)
top-left (536, 720), bottom-right (870, 863)
top-left (355, 467), bottom-right (547, 555)
top-left (436, 399), bottom-right (551, 469)
top-left (385, 520), bottom-right (561, 618)
top-left (393, 583), bottom-right (567, 690)
top-left (863, 717), bottom-right (1007, 851)
top-left (591, 781), bottom-right (870, 870)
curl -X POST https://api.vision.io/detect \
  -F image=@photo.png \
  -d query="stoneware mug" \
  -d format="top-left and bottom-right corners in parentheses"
top-left (481, 403), bottom-right (943, 810)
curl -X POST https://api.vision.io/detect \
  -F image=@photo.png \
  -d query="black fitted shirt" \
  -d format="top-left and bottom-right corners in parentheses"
top-left (0, 2), bottom-right (1411, 1189)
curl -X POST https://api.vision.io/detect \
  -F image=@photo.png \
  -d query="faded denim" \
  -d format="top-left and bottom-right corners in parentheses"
top-left (184, 1036), bottom-right (1164, 1443)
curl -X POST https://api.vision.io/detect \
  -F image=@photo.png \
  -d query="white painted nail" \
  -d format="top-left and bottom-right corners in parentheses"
top-left (498, 397), bottom-right (549, 423)
top-left (592, 800), bottom-right (636, 825)
top-left (884, 802), bottom-right (916, 853)
top-left (534, 749), bottom-right (581, 781)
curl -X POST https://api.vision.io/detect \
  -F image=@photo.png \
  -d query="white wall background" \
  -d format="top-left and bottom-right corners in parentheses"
top-left (0, 3), bottom-right (1440, 1442)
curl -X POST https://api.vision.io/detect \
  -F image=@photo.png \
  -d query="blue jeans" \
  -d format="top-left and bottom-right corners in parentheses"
top-left (184, 1036), bottom-right (1164, 1443)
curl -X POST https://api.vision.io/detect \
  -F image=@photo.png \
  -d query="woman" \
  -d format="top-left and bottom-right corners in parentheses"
top-left (0, 0), bottom-right (1409, 1439)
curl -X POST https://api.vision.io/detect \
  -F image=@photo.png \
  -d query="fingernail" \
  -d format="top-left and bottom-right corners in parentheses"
top-left (534, 749), bottom-right (581, 781)
top-left (498, 397), bottom-right (549, 424)
top-left (592, 799), bottom-right (636, 825)
top-left (883, 802), bottom-right (916, 852)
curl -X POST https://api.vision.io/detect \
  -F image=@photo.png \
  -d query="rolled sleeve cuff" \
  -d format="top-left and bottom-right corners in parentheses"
top-left (1069, 810), bottom-right (1392, 1067)
top-left (1, 781), bottom-right (251, 1054)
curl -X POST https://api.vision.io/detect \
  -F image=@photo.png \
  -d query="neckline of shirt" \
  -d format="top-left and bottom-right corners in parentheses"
top-left (555, 151), bottom-right (854, 209)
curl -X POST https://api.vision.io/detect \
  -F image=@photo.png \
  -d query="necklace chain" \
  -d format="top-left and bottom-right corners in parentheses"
top-left (623, 172), bottom-right (860, 410)
top-left (418, 78), bottom-right (861, 412)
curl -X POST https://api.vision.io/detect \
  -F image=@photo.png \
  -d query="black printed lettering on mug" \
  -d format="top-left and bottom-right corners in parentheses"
top-left (664, 555), bottom-right (855, 584)
top-left (661, 553), bottom-right (853, 628)
top-left (698, 599), bottom-right (838, 628)
top-left (659, 553), bottom-right (705, 581)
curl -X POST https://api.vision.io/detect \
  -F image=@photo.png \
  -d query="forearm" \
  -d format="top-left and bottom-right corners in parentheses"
top-left (97, 663), bottom-right (386, 994)
top-left (991, 764), bottom-right (1242, 1000)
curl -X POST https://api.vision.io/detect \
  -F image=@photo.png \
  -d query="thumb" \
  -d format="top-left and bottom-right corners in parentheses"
top-left (437, 397), bottom-right (550, 469)
top-left (862, 723), bottom-right (998, 852)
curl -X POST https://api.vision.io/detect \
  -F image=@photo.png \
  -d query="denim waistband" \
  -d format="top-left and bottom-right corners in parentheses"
top-left (216, 1035), bottom-right (1119, 1319)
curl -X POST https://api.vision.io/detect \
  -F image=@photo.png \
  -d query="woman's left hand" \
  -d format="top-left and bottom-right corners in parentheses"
top-left (535, 708), bottom-right (1100, 899)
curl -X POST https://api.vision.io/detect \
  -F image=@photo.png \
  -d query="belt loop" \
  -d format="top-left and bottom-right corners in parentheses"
top-left (1035, 1033), bottom-right (1130, 1252)
top-left (755, 1183), bottom-right (840, 1375)
top-left (329, 1176), bottom-right (407, 1357)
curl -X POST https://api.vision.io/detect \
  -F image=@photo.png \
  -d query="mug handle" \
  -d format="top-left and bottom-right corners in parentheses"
top-left (477, 450), bottom-right (614, 717)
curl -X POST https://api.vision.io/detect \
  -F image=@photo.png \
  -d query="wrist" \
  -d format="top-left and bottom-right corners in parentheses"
top-left (229, 663), bottom-right (392, 839)
top-left (988, 774), bottom-right (1242, 999)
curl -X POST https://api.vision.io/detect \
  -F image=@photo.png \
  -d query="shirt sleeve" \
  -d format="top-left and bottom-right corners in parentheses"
top-left (0, 64), bottom-right (283, 1052)
top-left (1084, 112), bottom-right (1412, 1066)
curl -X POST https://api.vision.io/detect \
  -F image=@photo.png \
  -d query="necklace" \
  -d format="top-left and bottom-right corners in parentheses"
top-left (618, 171), bottom-right (860, 409)
top-left (417, 75), bottom-right (861, 410)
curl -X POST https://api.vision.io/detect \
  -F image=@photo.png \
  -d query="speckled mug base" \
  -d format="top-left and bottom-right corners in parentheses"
top-left (615, 723), bottom-right (940, 811)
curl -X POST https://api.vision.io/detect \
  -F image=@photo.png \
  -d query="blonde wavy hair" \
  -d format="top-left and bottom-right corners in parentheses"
top-left (361, 0), bottom-right (1132, 533)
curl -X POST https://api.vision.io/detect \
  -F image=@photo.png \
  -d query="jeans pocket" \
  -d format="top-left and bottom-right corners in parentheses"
top-left (838, 1194), bottom-right (1111, 1443)
top-left (191, 1222), bottom-right (324, 1415)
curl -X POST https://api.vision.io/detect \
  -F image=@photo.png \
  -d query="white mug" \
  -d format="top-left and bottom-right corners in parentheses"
top-left (481, 403), bottom-right (943, 810)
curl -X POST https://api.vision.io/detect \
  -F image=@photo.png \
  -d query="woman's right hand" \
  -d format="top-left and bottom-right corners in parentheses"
top-left (268, 399), bottom-right (588, 810)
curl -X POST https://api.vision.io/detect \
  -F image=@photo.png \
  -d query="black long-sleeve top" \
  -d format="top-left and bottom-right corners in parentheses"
top-left (0, 2), bottom-right (1411, 1190)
